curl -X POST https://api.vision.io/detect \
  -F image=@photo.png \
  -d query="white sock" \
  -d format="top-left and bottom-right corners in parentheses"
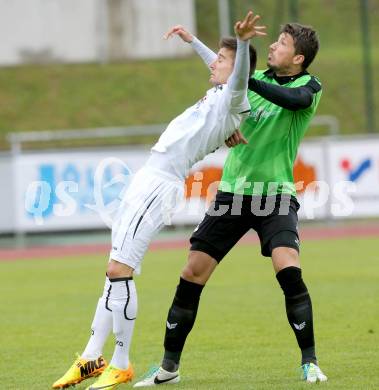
top-left (109, 277), bottom-right (137, 369)
top-left (82, 277), bottom-right (113, 359)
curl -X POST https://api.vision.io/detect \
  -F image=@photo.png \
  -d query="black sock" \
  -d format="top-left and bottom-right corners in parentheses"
top-left (276, 266), bottom-right (317, 365)
top-left (162, 277), bottom-right (204, 371)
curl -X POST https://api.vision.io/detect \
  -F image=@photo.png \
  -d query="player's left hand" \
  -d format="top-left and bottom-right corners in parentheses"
top-left (225, 129), bottom-right (248, 148)
top-left (234, 10), bottom-right (267, 41)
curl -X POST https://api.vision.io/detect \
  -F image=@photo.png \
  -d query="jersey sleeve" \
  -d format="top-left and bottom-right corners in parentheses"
top-left (248, 77), bottom-right (322, 111)
top-left (226, 39), bottom-right (251, 114)
top-left (190, 37), bottom-right (217, 68)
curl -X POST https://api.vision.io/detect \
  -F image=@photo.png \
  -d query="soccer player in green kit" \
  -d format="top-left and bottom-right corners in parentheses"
top-left (134, 23), bottom-right (327, 387)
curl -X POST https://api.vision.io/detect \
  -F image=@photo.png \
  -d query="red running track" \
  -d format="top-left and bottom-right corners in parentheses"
top-left (0, 224), bottom-right (378, 262)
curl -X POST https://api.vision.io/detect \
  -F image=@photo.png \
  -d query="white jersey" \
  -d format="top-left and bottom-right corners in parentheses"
top-left (111, 38), bottom-right (251, 272)
top-left (152, 83), bottom-right (250, 178)
top-left (151, 37), bottom-right (251, 179)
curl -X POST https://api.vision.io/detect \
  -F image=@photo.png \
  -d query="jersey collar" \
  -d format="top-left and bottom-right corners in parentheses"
top-left (264, 68), bottom-right (309, 85)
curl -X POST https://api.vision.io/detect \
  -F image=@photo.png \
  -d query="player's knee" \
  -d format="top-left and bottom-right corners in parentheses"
top-left (276, 266), bottom-right (308, 298)
top-left (181, 251), bottom-right (217, 284)
top-left (106, 260), bottom-right (134, 279)
top-left (181, 264), bottom-right (208, 283)
top-left (181, 265), bottom-right (200, 283)
top-left (272, 245), bottom-right (300, 273)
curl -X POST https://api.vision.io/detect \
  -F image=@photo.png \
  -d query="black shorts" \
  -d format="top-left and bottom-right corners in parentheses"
top-left (190, 191), bottom-right (300, 262)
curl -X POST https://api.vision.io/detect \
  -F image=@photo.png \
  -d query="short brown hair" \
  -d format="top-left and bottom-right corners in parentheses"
top-left (219, 37), bottom-right (257, 77)
top-left (280, 23), bottom-right (319, 70)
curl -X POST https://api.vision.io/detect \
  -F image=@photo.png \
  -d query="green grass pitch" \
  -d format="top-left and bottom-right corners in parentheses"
top-left (2, 237), bottom-right (378, 389)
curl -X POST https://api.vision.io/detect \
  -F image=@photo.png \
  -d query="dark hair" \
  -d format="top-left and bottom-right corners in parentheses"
top-left (219, 37), bottom-right (257, 77)
top-left (280, 23), bottom-right (319, 70)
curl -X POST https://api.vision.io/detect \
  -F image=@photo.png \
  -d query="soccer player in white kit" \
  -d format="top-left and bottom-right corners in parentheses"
top-left (52, 10), bottom-right (266, 390)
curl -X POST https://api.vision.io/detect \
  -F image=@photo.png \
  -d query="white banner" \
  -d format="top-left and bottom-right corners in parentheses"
top-left (11, 136), bottom-right (379, 233)
top-left (328, 138), bottom-right (379, 218)
top-left (295, 141), bottom-right (328, 220)
top-left (0, 155), bottom-right (13, 232)
top-left (14, 147), bottom-right (228, 231)
top-left (14, 148), bottom-right (149, 231)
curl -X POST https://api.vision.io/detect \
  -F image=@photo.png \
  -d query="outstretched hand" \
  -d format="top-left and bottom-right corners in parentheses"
top-left (164, 25), bottom-right (193, 43)
top-left (234, 10), bottom-right (266, 41)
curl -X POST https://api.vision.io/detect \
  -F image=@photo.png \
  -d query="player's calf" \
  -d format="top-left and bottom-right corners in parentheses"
top-left (276, 266), bottom-right (317, 364)
top-left (163, 277), bottom-right (204, 371)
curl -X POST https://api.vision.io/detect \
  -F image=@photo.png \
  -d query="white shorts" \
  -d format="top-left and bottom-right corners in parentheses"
top-left (110, 166), bottom-right (184, 274)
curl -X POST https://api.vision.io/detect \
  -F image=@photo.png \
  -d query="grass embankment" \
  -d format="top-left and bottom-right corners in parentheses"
top-left (0, 0), bottom-right (378, 148)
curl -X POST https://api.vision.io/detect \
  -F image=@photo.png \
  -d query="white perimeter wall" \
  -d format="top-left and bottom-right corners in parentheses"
top-left (0, 0), bottom-right (101, 65)
top-left (0, 0), bottom-right (195, 66)
top-left (122, 0), bottom-right (196, 59)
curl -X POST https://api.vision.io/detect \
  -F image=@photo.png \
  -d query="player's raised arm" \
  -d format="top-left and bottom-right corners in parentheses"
top-left (228, 10), bottom-right (266, 92)
top-left (164, 25), bottom-right (217, 68)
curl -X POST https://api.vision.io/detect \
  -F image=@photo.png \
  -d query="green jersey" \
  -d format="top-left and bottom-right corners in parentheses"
top-left (219, 69), bottom-right (322, 196)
